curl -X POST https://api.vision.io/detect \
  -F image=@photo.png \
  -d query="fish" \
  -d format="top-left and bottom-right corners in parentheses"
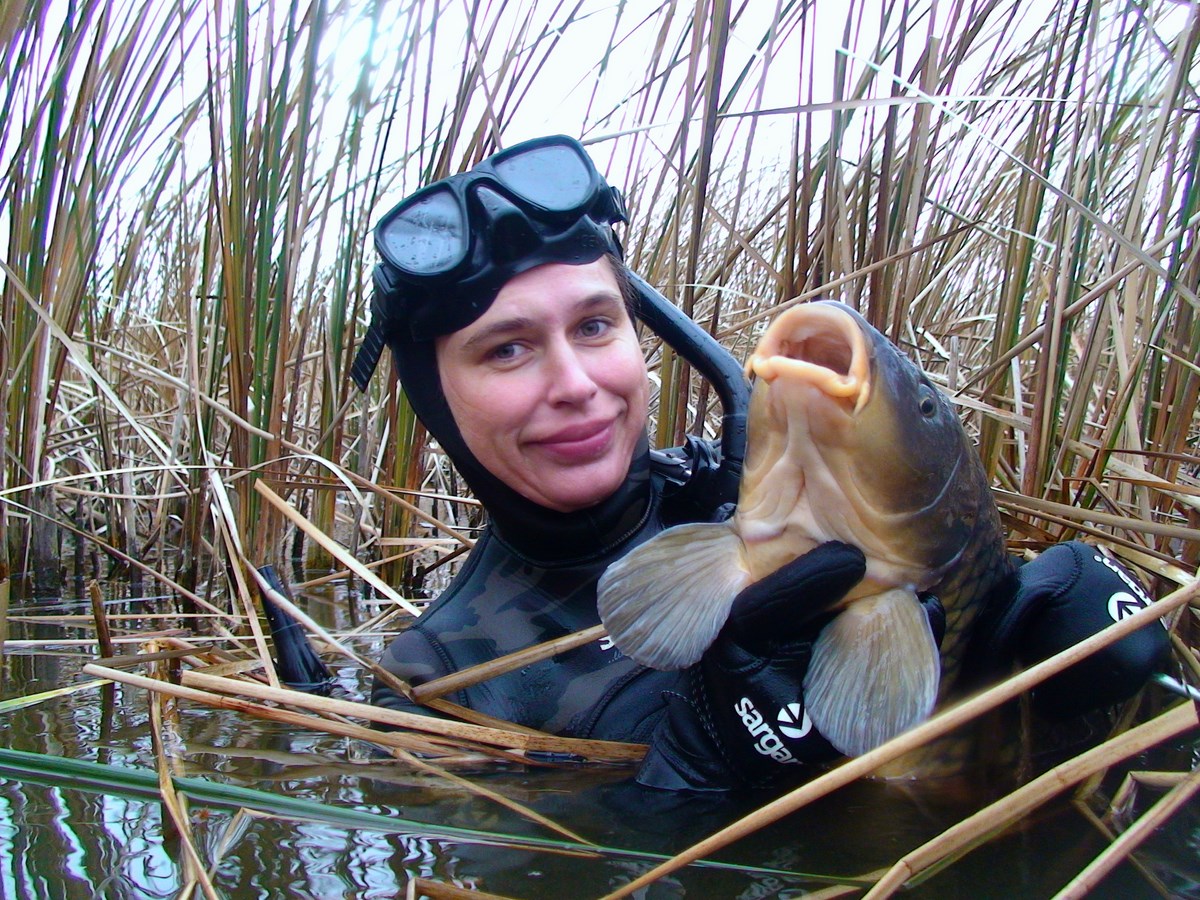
top-left (598, 300), bottom-right (1014, 761)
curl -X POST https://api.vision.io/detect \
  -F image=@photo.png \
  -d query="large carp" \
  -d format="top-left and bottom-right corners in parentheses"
top-left (598, 301), bottom-right (1014, 760)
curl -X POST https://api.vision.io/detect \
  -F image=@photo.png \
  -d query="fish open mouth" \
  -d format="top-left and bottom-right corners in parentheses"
top-left (746, 302), bottom-right (871, 412)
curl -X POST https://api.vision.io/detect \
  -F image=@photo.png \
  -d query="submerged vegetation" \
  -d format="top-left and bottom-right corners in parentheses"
top-left (1, 0), bottom-right (1198, 896)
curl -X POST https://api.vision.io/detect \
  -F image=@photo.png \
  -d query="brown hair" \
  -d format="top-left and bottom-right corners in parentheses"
top-left (602, 253), bottom-right (640, 321)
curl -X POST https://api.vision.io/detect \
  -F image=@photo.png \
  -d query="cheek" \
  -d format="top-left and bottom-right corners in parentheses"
top-left (446, 376), bottom-right (533, 443)
top-left (600, 343), bottom-right (649, 413)
top-left (439, 370), bottom-right (497, 455)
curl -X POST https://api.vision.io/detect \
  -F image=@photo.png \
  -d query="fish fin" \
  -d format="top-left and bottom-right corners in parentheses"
top-left (597, 522), bottom-right (751, 670)
top-left (803, 588), bottom-right (940, 757)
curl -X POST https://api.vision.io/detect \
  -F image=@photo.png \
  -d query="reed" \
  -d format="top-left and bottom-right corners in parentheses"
top-left (1, 0), bottom-right (1198, 895)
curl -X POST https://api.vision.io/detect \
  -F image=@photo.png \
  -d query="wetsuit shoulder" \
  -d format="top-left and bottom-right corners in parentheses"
top-left (372, 516), bottom-right (684, 739)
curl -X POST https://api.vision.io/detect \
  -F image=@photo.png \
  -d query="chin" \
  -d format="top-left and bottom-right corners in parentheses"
top-left (539, 462), bottom-right (629, 513)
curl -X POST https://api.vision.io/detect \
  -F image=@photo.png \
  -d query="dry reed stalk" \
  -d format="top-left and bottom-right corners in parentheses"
top-left (410, 625), bottom-right (608, 703)
top-left (5, 0), bottom-right (1199, 892)
top-left (1051, 762), bottom-right (1200, 900)
top-left (85, 663), bottom-right (490, 757)
top-left (93, 646), bottom-right (220, 670)
top-left (0, 680), bottom-right (110, 713)
top-left (148, 655), bottom-right (220, 900)
top-left (0, 578), bottom-right (7, 654)
top-left (86, 580), bottom-right (114, 659)
top-left (239, 559), bottom-right (535, 742)
top-left (178, 669), bottom-right (646, 764)
top-left (383, 744), bottom-right (596, 847)
top-left (1069, 799), bottom-right (1174, 899)
top-left (1107, 770), bottom-right (1190, 817)
top-left (210, 497), bottom-right (281, 690)
top-left (0, 476), bottom-right (229, 618)
top-left (862, 703), bottom-right (1199, 898)
top-left (6, 632), bottom-right (190, 649)
top-left (282, 452), bottom-right (477, 550)
top-left (254, 479), bottom-right (421, 615)
top-left (993, 488), bottom-right (1200, 543)
top-left (93, 665), bottom-right (600, 846)
top-left (241, 561), bottom-right (405, 689)
top-left (597, 574), bottom-right (1199, 899)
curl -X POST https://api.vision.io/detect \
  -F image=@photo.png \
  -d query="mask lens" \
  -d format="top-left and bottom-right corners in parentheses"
top-left (492, 143), bottom-right (594, 211)
top-left (378, 186), bottom-right (466, 275)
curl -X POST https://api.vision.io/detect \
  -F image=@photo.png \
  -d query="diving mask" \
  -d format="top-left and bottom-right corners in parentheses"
top-left (352, 135), bottom-right (627, 389)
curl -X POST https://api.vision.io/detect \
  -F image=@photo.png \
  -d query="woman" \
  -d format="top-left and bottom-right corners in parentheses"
top-left (350, 135), bottom-right (1166, 791)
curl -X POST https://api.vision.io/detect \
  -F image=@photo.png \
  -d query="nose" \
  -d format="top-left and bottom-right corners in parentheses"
top-left (544, 340), bottom-right (599, 406)
top-left (473, 185), bottom-right (539, 264)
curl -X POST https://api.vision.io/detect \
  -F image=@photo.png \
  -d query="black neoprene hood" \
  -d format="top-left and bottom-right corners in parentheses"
top-left (352, 137), bottom-right (652, 561)
top-left (350, 136), bottom-right (750, 558)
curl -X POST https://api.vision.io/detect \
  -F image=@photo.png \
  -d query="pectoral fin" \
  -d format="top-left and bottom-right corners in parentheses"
top-left (597, 522), bottom-right (751, 670)
top-left (803, 588), bottom-right (940, 757)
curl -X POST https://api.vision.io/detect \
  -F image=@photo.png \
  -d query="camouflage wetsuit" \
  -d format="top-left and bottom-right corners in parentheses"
top-left (371, 441), bottom-right (700, 745)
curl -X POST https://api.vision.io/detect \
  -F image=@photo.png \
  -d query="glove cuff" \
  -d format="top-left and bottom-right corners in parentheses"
top-left (967, 542), bottom-right (1168, 717)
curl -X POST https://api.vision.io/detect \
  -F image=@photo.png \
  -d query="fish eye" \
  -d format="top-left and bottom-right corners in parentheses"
top-left (918, 388), bottom-right (938, 418)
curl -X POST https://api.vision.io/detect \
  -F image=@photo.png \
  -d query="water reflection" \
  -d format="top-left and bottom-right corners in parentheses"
top-left (0, 590), bottom-right (1194, 898)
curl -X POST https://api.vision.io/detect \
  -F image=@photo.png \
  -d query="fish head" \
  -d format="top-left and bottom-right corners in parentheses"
top-left (744, 301), bottom-right (986, 589)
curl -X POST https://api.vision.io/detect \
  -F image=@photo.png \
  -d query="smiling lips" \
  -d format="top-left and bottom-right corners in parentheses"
top-left (529, 417), bottom-right (618, 462)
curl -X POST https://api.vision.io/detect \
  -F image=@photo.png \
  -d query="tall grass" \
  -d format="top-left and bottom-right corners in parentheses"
top-left (4, 0), bottom-right (1190, 593)
top-left (1, 0), bottom-right (1198, 892)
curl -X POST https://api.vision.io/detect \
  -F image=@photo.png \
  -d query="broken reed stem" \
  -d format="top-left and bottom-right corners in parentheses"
top-left (148, 662), bottom-right (220, 900)
top-left (85, 663), bottom-right (503, 758)
top-left (180, 668), bottom-right (646, 762)
top-left (92, 645), bottom-right (231, 670)
top-left (239, 563), bottom-right (555, 738)
top-left (1070, 795), bottom-right (1174, 898)
top-left (254, 480), bottom-right (422, 616)
top-left (84, 662), bottom-right (647, 763)
top-left (87, 580), bottom-right (115, 660)
top-left (598, 575), bottom-right (1200, 900)
top-left (90, 663), bottom-right (608, 846)
top-left (1051, 760), bottom-right (1200, 900)
top-left (411, 625), bottom-right (608, 702)
top-left (864, 703), bottom-right (1199, 898)
top-left (242, 564), bottom-right (396, 682)
top-left (239, 561), bottom-right (490, 735)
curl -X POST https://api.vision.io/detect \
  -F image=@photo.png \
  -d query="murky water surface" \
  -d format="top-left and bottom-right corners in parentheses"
top-left (0, 587), bottom-right (1196, 899)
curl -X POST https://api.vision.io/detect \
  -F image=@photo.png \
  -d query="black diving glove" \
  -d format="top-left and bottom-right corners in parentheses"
top-left (974, 541), bottom-right (1168, 718)
top-left (639, 542), bottom-right (921, 792)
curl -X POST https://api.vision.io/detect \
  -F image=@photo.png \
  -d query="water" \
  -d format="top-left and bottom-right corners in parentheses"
top-left (0, 589), bottom-right (1195, 899)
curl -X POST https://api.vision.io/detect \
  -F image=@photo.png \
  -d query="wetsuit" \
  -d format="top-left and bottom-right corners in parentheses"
top-left (371, 440), bottom-right (689, 744)
top-left (356, 136), bottom-right (1169, 793)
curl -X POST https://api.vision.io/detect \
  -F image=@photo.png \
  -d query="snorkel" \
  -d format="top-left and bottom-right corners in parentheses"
top-left (351, 136), bottom-right (748, 550)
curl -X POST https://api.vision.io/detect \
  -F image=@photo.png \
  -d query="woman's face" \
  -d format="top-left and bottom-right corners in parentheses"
top-left (436, 259), bottom-right (649, 513)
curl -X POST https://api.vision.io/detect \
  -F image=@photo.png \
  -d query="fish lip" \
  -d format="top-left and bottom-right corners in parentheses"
top-left (746, 303), bottom-right (872, 413)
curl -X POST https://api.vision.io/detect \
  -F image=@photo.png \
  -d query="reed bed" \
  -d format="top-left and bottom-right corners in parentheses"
top-left (2, 0), bottom-right (1199, 896)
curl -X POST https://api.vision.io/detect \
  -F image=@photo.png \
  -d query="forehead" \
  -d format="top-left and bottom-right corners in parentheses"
top-left (446, 260), bottom-right (626, 344)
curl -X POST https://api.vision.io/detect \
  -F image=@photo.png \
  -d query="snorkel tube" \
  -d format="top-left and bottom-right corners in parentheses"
top-left (628, 272), bottom-right (750, 516)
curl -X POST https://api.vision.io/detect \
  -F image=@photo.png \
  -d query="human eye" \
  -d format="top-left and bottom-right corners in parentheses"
top-left (486, 340), bottom-right (529, 364)
top-left (577, 317), bottom-right (612, 340)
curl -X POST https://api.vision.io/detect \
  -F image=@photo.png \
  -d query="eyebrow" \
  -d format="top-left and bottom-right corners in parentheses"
top-left (456, 292), bottom-right (624, 354)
